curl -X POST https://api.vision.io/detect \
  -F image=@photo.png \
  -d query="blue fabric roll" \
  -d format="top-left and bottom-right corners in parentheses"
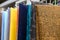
top-left (1, 8), bottom-right (10, 40)
top-left (18, 4), bottom-right (28, 40)
top-left (1, 11), bottom-right (6, 40)
top-left (4, 8), bottom-right (10, 40)
top-left (26, 5), bottom-right (32, 40)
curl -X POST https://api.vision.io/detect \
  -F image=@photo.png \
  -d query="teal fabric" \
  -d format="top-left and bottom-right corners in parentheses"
top-left (26, 5), bottom-right (32, 40)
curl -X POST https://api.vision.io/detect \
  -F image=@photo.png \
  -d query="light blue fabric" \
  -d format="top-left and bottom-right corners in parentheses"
top-left (4, 8), bottom-right (10, 40)
top-left (26, 5), bottom-right (32, 40)
top-left (1, 11), bottom-right (6, 40)
top-left (1, 8), bottom-right (10, 40)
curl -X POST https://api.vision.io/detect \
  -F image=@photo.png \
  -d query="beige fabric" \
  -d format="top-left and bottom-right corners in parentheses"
top-left (36, 5), bottom-right (60, 40)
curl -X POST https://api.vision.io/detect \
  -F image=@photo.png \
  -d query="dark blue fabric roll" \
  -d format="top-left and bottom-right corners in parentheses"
top-left (18, 4), bottom-right (28, 40)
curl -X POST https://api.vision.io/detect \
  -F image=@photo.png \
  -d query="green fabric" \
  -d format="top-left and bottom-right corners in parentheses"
top-left (53, 0), bottom-right (58, 5)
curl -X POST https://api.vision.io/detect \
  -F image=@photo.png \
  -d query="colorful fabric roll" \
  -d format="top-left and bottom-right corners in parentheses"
top-left (26, 5), bottom-right (32, 40)
top-left (1, 11), bottom-right (6, 40)
top-left (9, 8), bottom-right (18, 40)
top-left (4, 8), bottom-right (10, 40)
top-left (18, 4), bottom-right (28, 40)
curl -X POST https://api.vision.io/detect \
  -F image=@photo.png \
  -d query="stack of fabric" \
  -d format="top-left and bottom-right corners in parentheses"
top-left (0, 3), bottom-right (36, 40)
top-left (1, 1), bottom-right (60, 40)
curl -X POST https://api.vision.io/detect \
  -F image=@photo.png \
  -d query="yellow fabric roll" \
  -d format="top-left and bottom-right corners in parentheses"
top-left (9, 8), bottom-right (18, 40)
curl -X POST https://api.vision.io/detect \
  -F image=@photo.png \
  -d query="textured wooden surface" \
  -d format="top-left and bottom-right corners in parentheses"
top-left (36, 5), bottom-right (60, 40)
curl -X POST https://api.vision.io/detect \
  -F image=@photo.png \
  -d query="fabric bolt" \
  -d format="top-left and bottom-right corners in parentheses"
top-left (30, 5), bottom-right (36, 40)
top-left (18, 4), bottom-right (28, 40)
top-left (1, 11), bottom-right (6, 40)
top-left (4, 8), bottom-right (10, 40)
top-left (9, 8), bottom-right (18, 40)
top-left (36, 5), bottom-right (60, 40)
top-left (0, 13), bottom-right (2, 40)
top-left (26, 5), bottom-right (32, 40)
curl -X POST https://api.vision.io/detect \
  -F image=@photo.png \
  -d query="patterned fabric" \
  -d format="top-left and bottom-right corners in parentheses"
top-left (36, 5), bottom-right (60, 40)
top-left (30, 4), bottom-right (36, 40)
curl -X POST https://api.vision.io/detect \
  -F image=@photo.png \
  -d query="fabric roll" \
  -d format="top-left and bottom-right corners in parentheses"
top-left (26, 5), bottom-right (32, 40)
top-left (4, 8), bottom-right (10, 40)
top-left (9, 8), bottom-right (18, 40)
top-left (18, 4), bottom-right (28, 40)
top-left (1, 11), bottom-right (6, 40)
top-left (30, 5), bottom-right (36, 40)
top-left (36, 5), bottom-right (60, 40)
top-left (0, 13), bottom-right (2, 40)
